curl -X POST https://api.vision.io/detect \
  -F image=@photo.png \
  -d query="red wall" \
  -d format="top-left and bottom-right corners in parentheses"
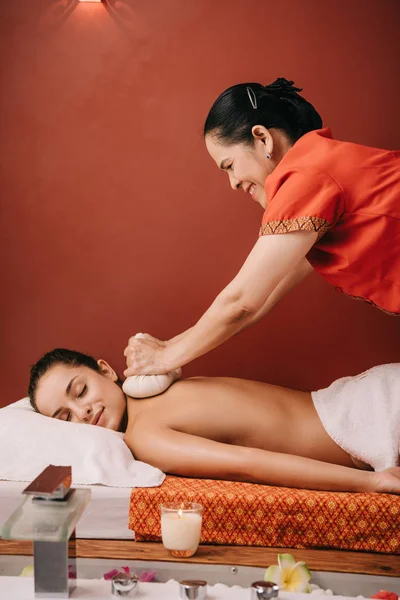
top-left (1, 0), bottom-right (399, 406)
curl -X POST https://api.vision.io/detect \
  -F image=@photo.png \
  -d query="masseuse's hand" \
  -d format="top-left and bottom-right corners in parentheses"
top-left (123, 333), bottom-right (170, 376)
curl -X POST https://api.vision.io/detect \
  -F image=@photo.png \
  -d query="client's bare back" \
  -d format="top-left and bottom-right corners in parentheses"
top-left (126, 377), bottom-right (354, 468)
top-left (124, 376), bottom-right (400, 494)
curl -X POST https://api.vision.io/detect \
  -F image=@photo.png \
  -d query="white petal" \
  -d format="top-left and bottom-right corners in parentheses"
top-left (278, 553), bottom-right (296, 571)
top-left (264, 565), bottom-right (283, 586)
top-left (293, 561), bottom-right (312, 580)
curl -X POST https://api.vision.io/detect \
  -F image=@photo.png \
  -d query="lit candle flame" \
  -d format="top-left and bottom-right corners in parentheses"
top-left (178, 509), bottom-right (183, 518)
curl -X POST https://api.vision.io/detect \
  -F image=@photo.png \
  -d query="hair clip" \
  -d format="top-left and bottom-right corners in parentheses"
top-left (246, 86), bottom-right (257, 110)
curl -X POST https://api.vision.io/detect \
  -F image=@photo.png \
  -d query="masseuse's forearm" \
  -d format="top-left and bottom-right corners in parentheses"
top-left (164, 242), bottom-right (316, 368)
top-left (168, 259), bottom-right (313, 350)
top-left (236, 258), bottom-right (313, 334)
top-left (245, 448), bottom-right (374, 493)
top-left (165, 293), bottom-right (257, 370)
top-left (168, 327), bottom-right (194, 346)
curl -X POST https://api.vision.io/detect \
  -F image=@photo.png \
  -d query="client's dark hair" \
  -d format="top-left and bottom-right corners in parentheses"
top-left (28, 348), bottom-right (128, 432)
top-left (28, 348), bottom-right (101, 412)
top-left (204, 77), bottom-right (322, 145)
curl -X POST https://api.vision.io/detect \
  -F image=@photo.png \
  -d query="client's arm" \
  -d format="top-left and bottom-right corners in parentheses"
top-left (125, 427), bottom-right (400, 494)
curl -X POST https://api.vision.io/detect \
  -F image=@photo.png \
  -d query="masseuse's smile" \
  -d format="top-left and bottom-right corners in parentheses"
top-left (205, 134), bottom-right (270, 209)
top-left (243, 181), bottom-right (265, 207)
top-left (246, 183), bottom-right (256, 196)
top-left (244, 182), bottom-right (260, 203)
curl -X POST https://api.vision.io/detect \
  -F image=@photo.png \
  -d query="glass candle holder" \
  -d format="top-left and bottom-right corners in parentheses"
top-left (160, 502), bottom-right (203, 558)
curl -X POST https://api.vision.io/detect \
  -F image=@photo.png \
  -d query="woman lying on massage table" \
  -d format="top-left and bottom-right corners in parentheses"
top-left (28, 348), bottom-right (400, 495)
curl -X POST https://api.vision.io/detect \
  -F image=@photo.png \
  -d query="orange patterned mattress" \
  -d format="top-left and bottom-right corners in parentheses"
top-left (129, 476), bottom-right (400, 554)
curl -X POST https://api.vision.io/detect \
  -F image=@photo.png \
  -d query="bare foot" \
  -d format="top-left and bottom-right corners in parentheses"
top-left (372, 467), bottom-right (400, 495)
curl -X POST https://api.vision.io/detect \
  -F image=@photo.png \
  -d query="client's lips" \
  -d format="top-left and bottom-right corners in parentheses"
top-left (92, 408), bottom-right (104, 426)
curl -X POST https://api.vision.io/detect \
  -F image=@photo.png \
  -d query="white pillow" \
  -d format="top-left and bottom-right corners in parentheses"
top-left (0, 399), bottom-right (165, 488)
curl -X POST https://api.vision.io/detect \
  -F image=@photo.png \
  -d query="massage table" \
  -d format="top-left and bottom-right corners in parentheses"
top-left (1, 477), bottom-right (399, 595)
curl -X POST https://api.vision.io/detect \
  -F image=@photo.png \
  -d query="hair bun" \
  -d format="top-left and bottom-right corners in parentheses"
top-left (265, 78), bottom-right (302, 96)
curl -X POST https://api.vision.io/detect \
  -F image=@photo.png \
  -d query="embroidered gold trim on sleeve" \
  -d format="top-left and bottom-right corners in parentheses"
top-left (259, 216), bottom-right (331, 241)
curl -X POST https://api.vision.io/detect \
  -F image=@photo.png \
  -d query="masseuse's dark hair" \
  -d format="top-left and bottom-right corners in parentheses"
top-left (204, 77), bottom-right (322, 145)
top-left (28, 348), bottom-right (101, 412)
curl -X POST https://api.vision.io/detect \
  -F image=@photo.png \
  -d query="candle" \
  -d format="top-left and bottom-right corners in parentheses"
top-left (160, 503), bottom-right (203, 558)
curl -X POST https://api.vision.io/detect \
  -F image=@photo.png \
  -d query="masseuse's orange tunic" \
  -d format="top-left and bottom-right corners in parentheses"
top-left (260, 128), bottom-right (400, 315)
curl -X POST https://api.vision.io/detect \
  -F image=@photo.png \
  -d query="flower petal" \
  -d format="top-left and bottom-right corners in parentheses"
top-left (285, 563), bottom-right (312, 592)
top-left (139, 570), bottom-right (156, 582)
top-left (286, 579), bottom-right (311, 593)
top-left (103, 569), bottom-right (119, 580)
top-left (264, 565), bottom-right (284, 586)
top-left (278, 553), bottom-right (296, 571)
top-left (293, 560), bottom-right (311, 581)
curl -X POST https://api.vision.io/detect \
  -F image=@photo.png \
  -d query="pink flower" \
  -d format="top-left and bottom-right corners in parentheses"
top-left (139, 570), bottom-right (156, 582)
top-left (103, 569), bottom-right (120, 580)
top-left (103, 566), bottom-right (156, 583)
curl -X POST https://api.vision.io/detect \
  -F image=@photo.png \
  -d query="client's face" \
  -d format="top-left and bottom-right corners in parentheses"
top-left (34, 361), bottom-right (126, 431)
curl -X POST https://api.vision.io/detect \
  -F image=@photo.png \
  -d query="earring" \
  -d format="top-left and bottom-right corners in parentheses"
top-left (266, 153), bottom-right (272, 160)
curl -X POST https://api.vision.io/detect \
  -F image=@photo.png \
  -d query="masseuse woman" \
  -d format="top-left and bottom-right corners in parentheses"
top-left (124, 78), bottom-right (400, 377)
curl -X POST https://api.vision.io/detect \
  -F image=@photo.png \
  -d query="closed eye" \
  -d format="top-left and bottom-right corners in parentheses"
top-left (77, 385), bottom-right (87, 398)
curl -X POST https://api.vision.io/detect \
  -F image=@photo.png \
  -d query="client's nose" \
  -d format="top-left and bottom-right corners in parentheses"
top-left (75, 405), bottom-right (92, 423)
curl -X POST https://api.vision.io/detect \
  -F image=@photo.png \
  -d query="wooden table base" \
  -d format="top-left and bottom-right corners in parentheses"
top-left (1, 539), bottom-right (399, 577)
